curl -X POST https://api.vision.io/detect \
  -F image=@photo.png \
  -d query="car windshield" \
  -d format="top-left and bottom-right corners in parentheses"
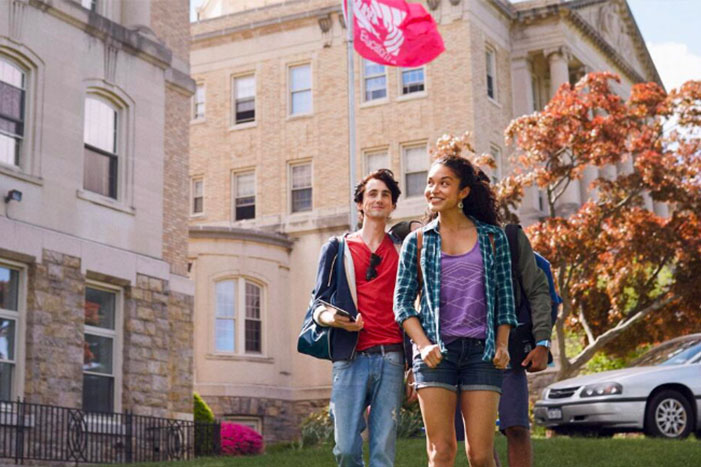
top-left (632, 337), bottom-right (701, 367)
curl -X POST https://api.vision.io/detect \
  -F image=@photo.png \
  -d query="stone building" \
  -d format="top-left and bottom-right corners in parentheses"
top-left (189, 0), bottom-right (662, 442)
top-left (0, 0), bottom-right (194, 420)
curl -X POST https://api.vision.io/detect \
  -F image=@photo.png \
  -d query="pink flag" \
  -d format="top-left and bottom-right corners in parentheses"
top-left (344, 0), bottom-right (445, 67)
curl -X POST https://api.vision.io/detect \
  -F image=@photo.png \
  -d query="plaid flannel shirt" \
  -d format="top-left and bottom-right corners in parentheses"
top-left (393, 217), bottom-right (517, 362)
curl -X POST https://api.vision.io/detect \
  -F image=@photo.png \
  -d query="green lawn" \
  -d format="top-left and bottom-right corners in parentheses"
top-left (131, 435), bottom-right (700, 466)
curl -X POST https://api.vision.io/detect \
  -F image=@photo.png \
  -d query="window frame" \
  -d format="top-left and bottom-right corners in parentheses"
top-left (401, 143), bottom-right (429, 199)
top-left (362, 59), bottom-right (388, 103)
top-left (485, 45), bottom-right (497, 102)
top-left (232, 170), bottom-right (255, 221)
top-left (288, 63), bottom-right (312, 117)
top-left (232, 74), bottom-right (256, 126)
top-left (192, 83), bottom-right (206, 121)
top-left (363, 149), bottom-right (390, 176)
top-left (82, 281), bottom-right (123, 414)
top-left (0, 58), bottom-right (26, 169)
top-left (0, 259), bottom-right (26, 402)
top-left (212, 278), bottom-right (265, 356)
top-left (399, 66), bottom-right (426, 97)
top-left (288, 161), bottom-right (313, 214)
top-left (489, 143), bottom-right (503, 184)
top-left (191, 176), bottom-right (204, 217)
top-left (83, 96), bottom-right (119, 200)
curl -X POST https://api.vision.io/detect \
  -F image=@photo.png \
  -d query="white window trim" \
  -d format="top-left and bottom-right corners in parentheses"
top-left (287, 62), bottom-right (313, 118)
top-left (362, 60), bottom-right (388, 104)
top-left (0, 44), bottom-right (44, 181)
top-left (363, 148), bottom-right (390, 176)
top-left (231, 73), bottom-right (256, 128)
top-left (83, 281), bottom-right (123, 414)
top-left (0, 259), bottom-right (27, 401)
top-left (397, 66), bottom-right (427, 101)
top-left (192, 83), bottom-right (206, 123)
top-left (79, 83), bottom-right (135, 210)
top-left (489, 143), bottom-right (503, 182)
top-left (400, 142), bottom-right (429, 199)
top-left (212, 277), bottom-right (265, 357)
top-left (288, 160), bottom-right (313, 214)
top-left (231, 169), bottom-right (256, 222)
top-left (485, 45), bottom-right (498, 104)
top-left (191, 176), bottom-right (204, 217)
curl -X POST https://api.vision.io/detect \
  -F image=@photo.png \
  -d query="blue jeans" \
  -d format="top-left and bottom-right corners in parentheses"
top-left (330, 351), bottom-right (405, 467)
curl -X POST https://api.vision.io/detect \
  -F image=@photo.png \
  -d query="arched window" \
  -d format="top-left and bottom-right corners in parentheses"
top-left (0, 58), bottom-right (25, 168)
top-left (83, 96), bottom-right (119, 199)
top-left (214, 279), bottom-right (263, 354)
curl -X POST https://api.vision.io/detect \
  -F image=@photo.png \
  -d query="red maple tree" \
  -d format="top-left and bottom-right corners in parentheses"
top-left (493, 72), bottom-right (701, 379)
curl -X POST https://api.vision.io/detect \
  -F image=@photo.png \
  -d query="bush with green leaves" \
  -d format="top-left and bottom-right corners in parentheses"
top-left (194, 392), bottom-right (215, 423)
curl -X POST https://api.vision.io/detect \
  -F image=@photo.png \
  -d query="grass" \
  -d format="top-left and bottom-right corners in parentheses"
top-left (130, 434), bottom-right (700, 466)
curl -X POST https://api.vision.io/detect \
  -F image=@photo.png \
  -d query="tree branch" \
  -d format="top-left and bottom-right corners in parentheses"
top-left (578, 306), bottom-right (595, 347)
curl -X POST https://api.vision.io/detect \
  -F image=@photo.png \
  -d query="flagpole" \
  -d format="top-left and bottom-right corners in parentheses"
top-left (346, 0), bottom-right (358, 231)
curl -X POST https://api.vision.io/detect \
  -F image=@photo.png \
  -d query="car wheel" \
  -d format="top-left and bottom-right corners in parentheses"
top-left (645, 390), bottom-right (694, 439)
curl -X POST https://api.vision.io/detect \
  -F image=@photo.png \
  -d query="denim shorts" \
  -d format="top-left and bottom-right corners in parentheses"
top-left (412, 337), bottom-right (503, 394)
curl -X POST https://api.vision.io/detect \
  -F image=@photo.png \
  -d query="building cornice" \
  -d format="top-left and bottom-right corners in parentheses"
top-left (29, 0), bottom-right (172, 69)
top-left (192, 4), bottom-right (342, 43)
top-left (514, 1), bottom-right (662, 86)
top-left (189, 226), bottom-right (294, 250)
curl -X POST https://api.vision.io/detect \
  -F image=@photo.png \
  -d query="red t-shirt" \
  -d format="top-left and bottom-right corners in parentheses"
top-left (346, 233), bottom-right (403, 351)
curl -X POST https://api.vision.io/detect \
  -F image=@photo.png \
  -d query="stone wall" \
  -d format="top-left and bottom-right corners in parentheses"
top-left (22, 249), bottom-right (192, 418)
top-left (203, 395), bottom-right (329, 444)
top-left (24, 251), bottom-right (84, 408)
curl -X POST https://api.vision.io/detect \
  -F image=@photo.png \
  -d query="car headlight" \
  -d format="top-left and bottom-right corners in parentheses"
top-left (580, 382), bottom-right (622, 397)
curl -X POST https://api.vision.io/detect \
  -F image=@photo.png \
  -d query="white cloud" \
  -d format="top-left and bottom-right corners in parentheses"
top-left (647, 42), bottom-right (701, 91)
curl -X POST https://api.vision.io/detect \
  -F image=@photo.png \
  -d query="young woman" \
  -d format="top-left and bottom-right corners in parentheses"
top-left (394, 155), bottom-right (517, 467)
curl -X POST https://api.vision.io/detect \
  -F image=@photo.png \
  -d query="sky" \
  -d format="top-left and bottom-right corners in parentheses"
top-left (189, 0), bottom-right (701, 90)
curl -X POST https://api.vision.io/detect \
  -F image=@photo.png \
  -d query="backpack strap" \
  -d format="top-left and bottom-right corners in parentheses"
top-left (505, 224), bottom-right (532, 321)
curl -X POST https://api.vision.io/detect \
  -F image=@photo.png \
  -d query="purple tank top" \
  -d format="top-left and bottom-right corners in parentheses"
top-left (439, 239), bottom-right (487, 342)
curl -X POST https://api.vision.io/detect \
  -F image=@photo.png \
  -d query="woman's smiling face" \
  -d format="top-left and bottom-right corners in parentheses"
top-left (424, 163), bottom-right (470, 214)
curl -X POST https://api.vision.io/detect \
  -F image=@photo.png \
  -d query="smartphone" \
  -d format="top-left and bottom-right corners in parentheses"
top-left (318, 300), bottom-right (355, 321)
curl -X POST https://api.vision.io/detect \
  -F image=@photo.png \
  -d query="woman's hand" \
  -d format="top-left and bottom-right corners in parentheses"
top-left (492, 343), bottom-right (510, 370)
top-left (419, 344), bottom-right (443, 368)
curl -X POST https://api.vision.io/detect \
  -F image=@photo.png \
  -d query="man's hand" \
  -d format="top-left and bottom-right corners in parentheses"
top-left (523, 345), bottom-right (549, 372)
top-left (405, 370), bottom-right (418, 404)
top-left (419, 344), bottom-right (443, 368)
top-left (493, 343), bottom-right (510, 370)
top-left (320, 308), bottom-right (364, 332)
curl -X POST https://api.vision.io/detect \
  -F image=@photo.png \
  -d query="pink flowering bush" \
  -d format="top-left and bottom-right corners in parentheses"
top-left (220, 422), bottom-right (264, 456)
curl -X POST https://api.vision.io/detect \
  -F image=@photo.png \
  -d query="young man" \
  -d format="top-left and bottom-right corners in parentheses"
top-left (310, 169), bottom-right (408, 467)
top-left (496, 226), bottom-right (554, 467)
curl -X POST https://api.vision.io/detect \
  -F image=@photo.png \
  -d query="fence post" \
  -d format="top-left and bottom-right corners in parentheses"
top-left (125, 410), bottom-right (133, 463)
top-left (214, 421), bottom-right (221, 456)
top-left (14, 398), bottom-right (24, 465)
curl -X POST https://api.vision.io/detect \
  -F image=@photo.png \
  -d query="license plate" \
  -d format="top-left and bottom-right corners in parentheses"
top-left (547, 408), bottom-right (562, 420)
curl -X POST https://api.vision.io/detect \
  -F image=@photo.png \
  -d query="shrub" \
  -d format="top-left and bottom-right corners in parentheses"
top-left (220, 422), bottom-right (264, 456)
top-left (300, 406), bottom-right (334, 447)
top-left (193, 392), bottom-right (215, 423)
top-left (397, 403), bottom-right (423, 439)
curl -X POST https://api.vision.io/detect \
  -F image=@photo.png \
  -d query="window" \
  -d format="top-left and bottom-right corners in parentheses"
top-left (83, 285), bottom-right (121, 413)
top-left (80, 0), bottom-right (97, 11)
top-left (363, 60), bottom-right (387, 102)
top-left (489, 144), bottom-right (503, 184)
top-left (289, 64), bottom-right (311, 115)
top-left (193, 84), bottom-right (205, 120)
top-left (214, 279), bottom-right (263, 354)
top-left (403, 145), bottom-right (428, 198)
top-left (486, 47), bottom-right (496, 100)
top-left (0, 264), bottom-right (22, 401)
top-left (0, 59), bottom-right (25, 168)
top-left (83, 97), bottom-right (118, 199)
top-left (234, 171), bottom-right (255, 220)
top-left (365, 150), bottom-right (389, 175)
top-left (192, 178), bottom-right (204, 215)
top-left (290, 163), bottom-right (312, 213)
top-left (233, 75), bottom-right (255, 124)
top-left (401, 67), bottom-right (424, 95)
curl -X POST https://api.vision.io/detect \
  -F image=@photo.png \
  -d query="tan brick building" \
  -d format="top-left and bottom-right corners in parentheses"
top-left (189, 0), bottom-right (662, 442)
top-left (0, 0), bottom-right (194, 422)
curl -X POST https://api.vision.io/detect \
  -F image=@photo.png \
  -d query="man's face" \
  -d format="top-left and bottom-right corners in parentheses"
top-left (357, 178), bottom-right (395, 221)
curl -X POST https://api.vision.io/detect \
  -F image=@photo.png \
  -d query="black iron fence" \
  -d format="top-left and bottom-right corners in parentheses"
top-left (0, 400), bottom-right (221, 465)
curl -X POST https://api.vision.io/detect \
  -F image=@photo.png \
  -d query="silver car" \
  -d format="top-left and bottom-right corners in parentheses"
top-left (534, 333), bottom-right (701, 439)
